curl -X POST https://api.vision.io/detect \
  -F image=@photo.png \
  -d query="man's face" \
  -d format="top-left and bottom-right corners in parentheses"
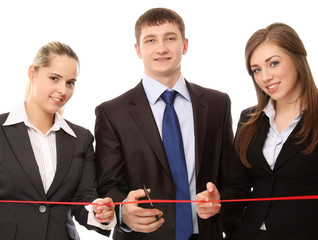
top-left (135, 22), bottom-right (188, 82)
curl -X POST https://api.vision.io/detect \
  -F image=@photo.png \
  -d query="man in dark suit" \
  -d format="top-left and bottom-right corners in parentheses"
top-left (95, 7), bottom-right (233, 240)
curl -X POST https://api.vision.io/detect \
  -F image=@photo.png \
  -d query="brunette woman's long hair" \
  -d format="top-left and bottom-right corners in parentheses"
top-left (235, 23), bottom-right (318, 167)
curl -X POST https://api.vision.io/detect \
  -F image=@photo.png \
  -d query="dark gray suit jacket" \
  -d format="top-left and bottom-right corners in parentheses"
top-left (0, 113), bottom-right (110, 240)
top-left (95, 81), bottom-right (234, 240)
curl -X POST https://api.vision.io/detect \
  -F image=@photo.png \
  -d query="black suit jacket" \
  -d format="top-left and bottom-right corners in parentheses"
top-left (221, 107), bottom-right (318, 240)
top-left (95, 81), bottom-right (234, 240)
top-left (0, 113), bottom-right (110, 240)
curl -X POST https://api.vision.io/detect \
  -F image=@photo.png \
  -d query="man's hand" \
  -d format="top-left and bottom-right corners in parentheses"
top-left (122, 189), bottom-right (164, 233)
top-left (195, 182), bottom-right (221, 219)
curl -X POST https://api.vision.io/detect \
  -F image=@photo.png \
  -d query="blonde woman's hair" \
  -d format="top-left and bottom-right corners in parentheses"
top-left (25, 41), bottom-right (79, 115)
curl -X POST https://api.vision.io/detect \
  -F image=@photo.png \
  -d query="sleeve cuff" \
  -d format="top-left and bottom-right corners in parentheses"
top-left (85, 198), bottom-right (117, 230)
top-left (119, 199), bottom-right (133, 232)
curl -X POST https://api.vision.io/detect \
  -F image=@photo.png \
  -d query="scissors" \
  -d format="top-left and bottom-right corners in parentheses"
top-left (143, 184), bottom-right (160, 221)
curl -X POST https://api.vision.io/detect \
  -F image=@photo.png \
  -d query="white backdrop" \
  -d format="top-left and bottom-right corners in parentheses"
top-left (0, 0), bottom-right (317, 239)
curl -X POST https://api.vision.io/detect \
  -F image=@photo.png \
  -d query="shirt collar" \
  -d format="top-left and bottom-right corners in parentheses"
top-left (3, 101), bottom-right (28, 126)
top-left (54, 112), bottom-right (77, 138)
top-left (3, 101), bottom-right (76, 138)
top-left (264, 99), bottom-right (303, 127)
top-left (263, 99), bottom-right (276, 125)
top-left (142, 73), bottom-right (191, 104)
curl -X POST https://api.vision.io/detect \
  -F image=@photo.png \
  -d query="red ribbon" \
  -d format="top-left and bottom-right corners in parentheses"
top-left (1, 195), bottom-right (318, 206)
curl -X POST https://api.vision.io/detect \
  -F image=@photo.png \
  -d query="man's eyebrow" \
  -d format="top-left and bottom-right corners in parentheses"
top-left (143, 32), bottom-right (178, 39)
top-left (143, 34), bottom-right (156, 40)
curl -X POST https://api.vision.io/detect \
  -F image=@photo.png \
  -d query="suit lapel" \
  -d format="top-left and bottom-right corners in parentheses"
top-left (129, 82), bottom-right (172, 176)
top-left (46, 129), bottom-right (75, 198)
top-left (250, 115), bottom-right (273, 173)
top-left (3, 123), bottom-right (46, 198)
top-left (186, 82), bottom-right (208, 176)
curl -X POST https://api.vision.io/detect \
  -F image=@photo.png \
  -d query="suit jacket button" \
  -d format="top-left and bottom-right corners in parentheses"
top-left (168, 227), bottom-right (175, 235)
top-left (39, 205), bottom-right (47, 213)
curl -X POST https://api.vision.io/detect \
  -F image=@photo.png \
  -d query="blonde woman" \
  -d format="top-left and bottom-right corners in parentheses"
top-left (0, 42), bottom-right (115, 240)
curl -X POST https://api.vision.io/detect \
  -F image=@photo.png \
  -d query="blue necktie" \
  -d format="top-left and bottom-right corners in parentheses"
top-left (161, 90), bottom-right (193, 240)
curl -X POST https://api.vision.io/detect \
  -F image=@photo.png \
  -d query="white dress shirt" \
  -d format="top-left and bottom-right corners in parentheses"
top-left (3, 102), bottom-right (115, 230)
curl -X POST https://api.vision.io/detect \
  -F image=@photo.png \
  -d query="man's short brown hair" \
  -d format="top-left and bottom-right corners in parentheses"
top-left (135, 8), bottom-right (185, 46)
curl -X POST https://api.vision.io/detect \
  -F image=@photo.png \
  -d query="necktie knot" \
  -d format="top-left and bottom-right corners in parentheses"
top-left (161, 90), bottom-right (177, 105)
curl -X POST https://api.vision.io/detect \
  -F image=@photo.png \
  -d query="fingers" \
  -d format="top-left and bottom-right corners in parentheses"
top-left (123, 204), bottom-right (165, 233)
top-left (195, 182), bottom-right (220, 203)
top-left (122, 189), bottom-right (165, 233)
top-left (196, 202), bottom-right (221, 219)
top-left (206, 181), bottom-right (214, 192)
top-left (126, 188), bottom-right (147, 201)
top-left (194, 182), bottom-right (221, 219)
top-left (93, 197), bottom-right (115, 223)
